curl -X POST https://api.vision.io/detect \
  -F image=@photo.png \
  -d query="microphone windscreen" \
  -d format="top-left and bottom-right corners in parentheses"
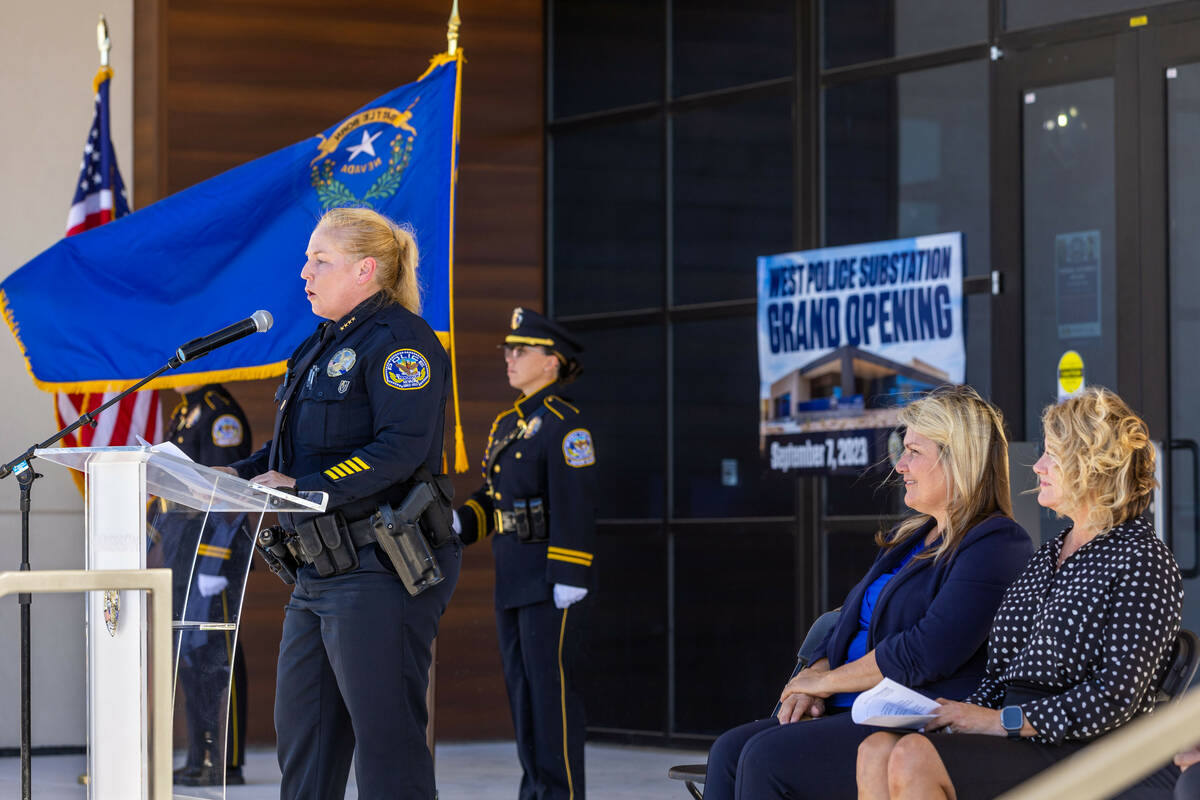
top-left (252, 309), bottom-right (274, 332)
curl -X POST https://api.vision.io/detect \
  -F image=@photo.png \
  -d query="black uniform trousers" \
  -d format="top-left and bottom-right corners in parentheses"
top-left (497, 596), bottom-right (587, 800)
top-left (275, 541), bottom-right (460, 800)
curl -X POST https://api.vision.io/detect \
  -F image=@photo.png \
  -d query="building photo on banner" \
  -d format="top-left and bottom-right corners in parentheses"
top-left (758, 232), bottom-right (965, 475)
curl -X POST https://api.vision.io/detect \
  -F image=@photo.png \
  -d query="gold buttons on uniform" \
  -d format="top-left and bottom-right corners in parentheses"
top-left (495, 492), bottom-right (502, 500)
top-left (494, 465), bottom-right (501, 473)
top-left (515, 452), bottom-right (522, 459)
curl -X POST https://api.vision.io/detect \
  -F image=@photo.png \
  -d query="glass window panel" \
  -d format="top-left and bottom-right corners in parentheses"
top-left (567, 323), bottom-right (665, 519)
top-left (551, 0), bottom-right (663, 119)
top-left (552, 117), bottom-right (664, 316)
top-left (822, 60), bottom-right (991, 395)
top-left (673, 92), bottom-right (794, 306)
top-left (1005, 0), bottom-right (1175, 31)
top-left (673, 0), bottom-right (794, 97)
top-left (674, 315), bottom-right (795, 518)
top-left (822, 0), bottom-right (987, 69)
top-left (673, 522), bottom-right (796, 734)
top-left (578, 522), bottom-right (667, 731)
top-left (1021, 78), bottom-right (1117, 456)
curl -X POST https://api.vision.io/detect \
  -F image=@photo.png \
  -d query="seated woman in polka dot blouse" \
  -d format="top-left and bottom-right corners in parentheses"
top-left (857, 386), bottom-right (1184, 800)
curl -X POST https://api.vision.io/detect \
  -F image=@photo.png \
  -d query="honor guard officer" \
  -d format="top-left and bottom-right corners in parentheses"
top-left (456, 308), bottom-right (597, 800)
top-left (156, 383), bottom-right (252, 786)
top-left (224, 208), bottom-right (459, 800)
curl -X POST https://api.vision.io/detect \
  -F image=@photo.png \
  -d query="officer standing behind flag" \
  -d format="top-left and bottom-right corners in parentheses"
top-left (222, 207), bottom-right (459, 800)
top-left (159, 384), bottom-right (252, 786)
top-left (456, 308), bottom-right (597, 800)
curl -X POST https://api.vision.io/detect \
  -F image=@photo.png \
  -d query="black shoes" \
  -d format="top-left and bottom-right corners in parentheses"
top-left (173, 764), bottom-right (245, 786)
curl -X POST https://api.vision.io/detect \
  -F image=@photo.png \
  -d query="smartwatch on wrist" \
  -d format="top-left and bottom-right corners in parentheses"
top-left (1000, 705), bottom-right (1024, 739)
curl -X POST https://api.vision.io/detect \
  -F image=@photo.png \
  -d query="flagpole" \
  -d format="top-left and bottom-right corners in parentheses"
top-left (444, 0), bottom-right (469, 472)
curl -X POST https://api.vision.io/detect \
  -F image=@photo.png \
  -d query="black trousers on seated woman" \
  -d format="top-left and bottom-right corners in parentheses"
top-left (923, 731), bottom-right (1180, 800)
top-left (705, 710), bottom-right (871, 800)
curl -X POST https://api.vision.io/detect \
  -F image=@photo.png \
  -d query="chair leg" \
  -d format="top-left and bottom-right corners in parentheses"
top-left (685, 779), bottom-right (704, 800)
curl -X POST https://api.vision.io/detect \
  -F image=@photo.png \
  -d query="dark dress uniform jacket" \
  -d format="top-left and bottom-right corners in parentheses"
top-left (163, 384), bottom-right (253, 577)
top-left (234, 294), bottom-right (450, 524)
top-left (458, 383), bottom-right (597, 608)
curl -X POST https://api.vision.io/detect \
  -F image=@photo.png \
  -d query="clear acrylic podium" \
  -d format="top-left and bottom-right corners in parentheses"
top-left (35, 446), bottom-right (327, 800)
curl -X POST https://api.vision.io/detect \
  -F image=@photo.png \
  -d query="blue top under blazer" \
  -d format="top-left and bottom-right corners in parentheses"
top-left (815, 513), bottom-right (1033, 701)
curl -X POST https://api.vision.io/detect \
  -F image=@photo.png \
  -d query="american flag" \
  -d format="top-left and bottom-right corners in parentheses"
top-left (54, 67), bottom-right (161, 452)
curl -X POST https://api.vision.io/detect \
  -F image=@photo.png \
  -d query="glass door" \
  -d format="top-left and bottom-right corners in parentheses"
top-left (1142, 18), bottom-right (1200, 639)
top-left (993, 34), bottom-right (1140, 544)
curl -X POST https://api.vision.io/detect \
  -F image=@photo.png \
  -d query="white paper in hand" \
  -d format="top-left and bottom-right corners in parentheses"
top-left (851, 678), bottom-right (939, 729)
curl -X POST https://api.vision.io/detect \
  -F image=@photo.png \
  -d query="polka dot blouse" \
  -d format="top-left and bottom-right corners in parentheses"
top-left (965, 516), bottom-right (1183, 744)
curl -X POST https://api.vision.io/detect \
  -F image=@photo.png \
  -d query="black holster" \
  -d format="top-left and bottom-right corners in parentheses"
top-left (293, 512), bottom-right (359, 578)
top-left (372, 477), bottom-right (453, 596)
top-left (513, 497), bottom-right (548, 542)
top-left (256, 525), bottom-right (300, 585)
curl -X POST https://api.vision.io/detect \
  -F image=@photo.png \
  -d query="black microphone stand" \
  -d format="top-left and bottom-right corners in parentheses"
top-left (0, 353), bottom-right (184, 800)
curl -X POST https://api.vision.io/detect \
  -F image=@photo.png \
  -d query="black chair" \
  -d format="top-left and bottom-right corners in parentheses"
top-left (667, 609), bottom-right (843, 800)
top-left (1156, 628), bottom-right (1200, 704)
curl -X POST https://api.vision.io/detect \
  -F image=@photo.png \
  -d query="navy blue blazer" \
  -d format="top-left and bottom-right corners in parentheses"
top-left (816, 514), bottom-right (1032, 701)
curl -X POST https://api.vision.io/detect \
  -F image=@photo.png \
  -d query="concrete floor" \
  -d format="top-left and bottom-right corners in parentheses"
top-left (0, 741), bottom-right (709, 799)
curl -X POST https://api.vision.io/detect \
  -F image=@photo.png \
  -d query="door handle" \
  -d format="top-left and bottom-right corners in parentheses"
top-left (1169, 439), bottom-right (1200, 579)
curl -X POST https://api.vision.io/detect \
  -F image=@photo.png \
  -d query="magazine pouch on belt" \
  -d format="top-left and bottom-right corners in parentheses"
top-left (294, 512), bottom-right (359, 577)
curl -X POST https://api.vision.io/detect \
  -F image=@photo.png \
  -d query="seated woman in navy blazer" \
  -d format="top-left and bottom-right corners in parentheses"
top-left (704, 385), bottom-right (1033, 800)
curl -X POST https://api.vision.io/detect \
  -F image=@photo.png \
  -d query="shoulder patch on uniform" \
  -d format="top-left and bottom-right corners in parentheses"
top-left (383, 348), bottom-right (431, 391)
top-left (562, 428), bottom-right (596, 468)
top-left (211, 414), bottom-right (244, 447)
top-left (326, 348), bottom-right (357, 377)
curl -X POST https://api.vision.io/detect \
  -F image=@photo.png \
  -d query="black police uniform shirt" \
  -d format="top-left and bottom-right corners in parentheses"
top-left (233, 293), bottom-right (450, 526)
top-left (164, 384), bottom-right (252, 577)
top-left (458, 382), bottom-right (597, 609)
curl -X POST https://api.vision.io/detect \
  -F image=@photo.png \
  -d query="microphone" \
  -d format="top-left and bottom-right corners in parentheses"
top-left (174, 310), bottom-right (273, 364)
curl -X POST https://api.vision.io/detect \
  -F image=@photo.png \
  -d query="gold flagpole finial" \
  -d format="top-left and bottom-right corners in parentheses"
top-left (97, 14), bottom-right (111, 67)
top-left (447, 0), bottom-right (461, 55)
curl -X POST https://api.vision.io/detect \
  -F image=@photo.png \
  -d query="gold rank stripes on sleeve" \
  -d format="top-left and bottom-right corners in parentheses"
top-left (197, 543), bottom-right (232, 560)
top-left (546, 546), bottom-right (592, 567)
top-left (323, 456), bottom-right (372, 481)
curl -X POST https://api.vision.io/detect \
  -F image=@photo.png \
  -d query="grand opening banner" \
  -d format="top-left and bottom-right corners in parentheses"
top-left (758, 232), bottom-right (966, 475)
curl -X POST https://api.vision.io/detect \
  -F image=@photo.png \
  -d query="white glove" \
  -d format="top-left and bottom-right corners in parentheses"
top-left (452, 509), bottom-right (462, 534)
top-left (553, 583), bottom-right (587, 609)
top-left (196, 574), bottom-right (229, 598)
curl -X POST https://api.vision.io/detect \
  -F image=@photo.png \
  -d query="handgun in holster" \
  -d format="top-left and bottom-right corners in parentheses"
top-left (372, 481), bottom-right (446, 596)
top-left (256, 525), bottom-right (300, 585)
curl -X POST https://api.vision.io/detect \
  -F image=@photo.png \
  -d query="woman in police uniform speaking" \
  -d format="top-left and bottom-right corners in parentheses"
top-left (456, 308), bottom-right (597, 800)
top-left (224, 207), bottom-right (458, 800)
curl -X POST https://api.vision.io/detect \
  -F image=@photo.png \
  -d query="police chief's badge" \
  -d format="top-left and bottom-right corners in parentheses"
top-left (327, 348), bottom-right (357, 377)
top-left (562, 428), bottom-right (596, 468)
top-left (383, 348), bottom-right (431, 391)
top-left (339, 380), bottom-right (351, 394)
top-left (511, 307), bottom-right (524, 330)
top-left (310, 99), bottom-right (419, 212)
top-left (211, 414), bottom-right (244, 447)
top-left (103, 590), bottom-right (120, 637)
top-left (523, 416), bottom-right (543, 439)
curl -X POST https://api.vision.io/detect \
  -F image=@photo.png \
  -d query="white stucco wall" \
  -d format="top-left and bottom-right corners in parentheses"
top-left (0, 1), bottom-right (134, 747)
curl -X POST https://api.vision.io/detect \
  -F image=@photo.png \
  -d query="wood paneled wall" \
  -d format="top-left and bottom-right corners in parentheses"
top-left (135, 0), bottom-right (543, 743)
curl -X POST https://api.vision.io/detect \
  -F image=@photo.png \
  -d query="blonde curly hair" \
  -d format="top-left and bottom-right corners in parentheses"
top-left (1040, 387), bottom-right (1156, 532)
